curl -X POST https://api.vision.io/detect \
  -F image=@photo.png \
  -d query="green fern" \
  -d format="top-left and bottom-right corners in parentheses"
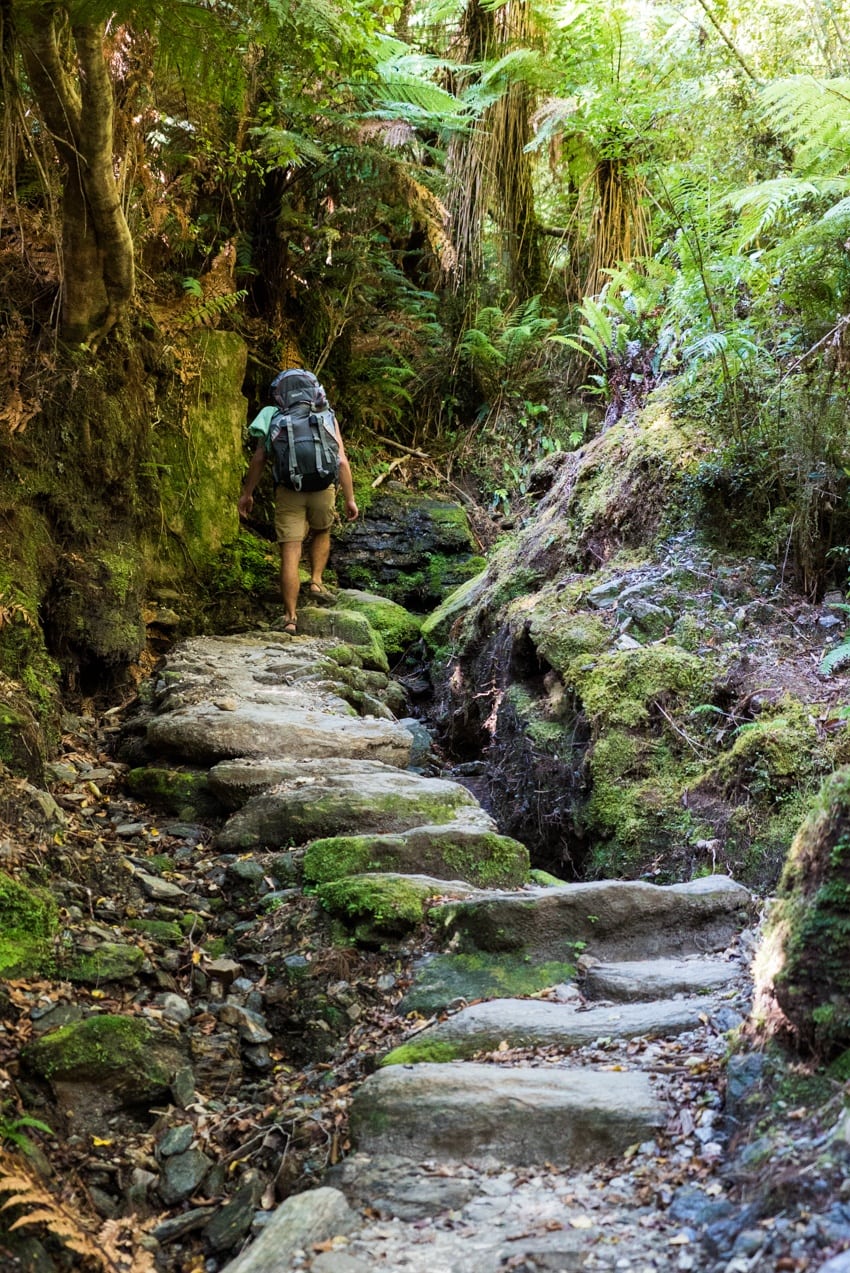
top-left (820, 641), bottom-right (850, 676)
top-left (185, 289), bottom-right (247, 327)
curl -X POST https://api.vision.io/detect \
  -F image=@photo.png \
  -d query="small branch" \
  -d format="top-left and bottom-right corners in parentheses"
top-left (652, 698), bottom-right (707, 758)
top-left (371, 456), bottom-right (408, 488)
top-left (368, 433), bottom-right (430, 461)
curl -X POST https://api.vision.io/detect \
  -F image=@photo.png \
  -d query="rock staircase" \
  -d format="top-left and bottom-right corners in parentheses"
top-left (128, 607), bottom-right (756, 1273)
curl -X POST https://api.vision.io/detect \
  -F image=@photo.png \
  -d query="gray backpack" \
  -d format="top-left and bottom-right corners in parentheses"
top-left (268, 369), bottom-right (340, 492)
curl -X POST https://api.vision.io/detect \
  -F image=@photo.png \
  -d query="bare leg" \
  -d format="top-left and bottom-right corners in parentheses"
top-left (279, 540), bottom-right (303, 625)
top-left (308, 529), bottom-right (331, 588)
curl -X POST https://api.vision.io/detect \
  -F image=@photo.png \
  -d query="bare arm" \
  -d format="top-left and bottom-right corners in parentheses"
top-left (335, 425), bottom-right (359, 521)
top-left (238, 441), bottom-right (267, 517)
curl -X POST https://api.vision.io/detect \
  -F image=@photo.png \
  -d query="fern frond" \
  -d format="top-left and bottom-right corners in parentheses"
top-left (724, 177), bottom-right (850, 248)
top-left (252, 128), bottom-right (326, 168)
top-left (821, 641), bottom-right (850, 676)
top-left (185, 290), bottom-right (247, 327)
top-left (760, 77), bottom-right (850, 172)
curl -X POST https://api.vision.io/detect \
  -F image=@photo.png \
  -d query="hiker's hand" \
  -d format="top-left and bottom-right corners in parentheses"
top-left (345, 498), bottom-right (359, 522)
top-left (238, 492), bottom-right (253, 518)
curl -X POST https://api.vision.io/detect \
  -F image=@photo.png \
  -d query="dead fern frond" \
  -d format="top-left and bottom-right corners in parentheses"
top-left (0, 1157), bottom-right (102, 1268)
top-left (0, 594), bottom-right (38, 631)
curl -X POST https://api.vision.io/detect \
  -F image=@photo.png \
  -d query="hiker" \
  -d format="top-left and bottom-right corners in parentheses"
top-left (237, 368), bottom-right (359, 634)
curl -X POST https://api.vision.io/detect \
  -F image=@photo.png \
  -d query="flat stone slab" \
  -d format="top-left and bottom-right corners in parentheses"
top-left (148, 701), bottom-right (411, 768)
top-left (350, 1062), bottom-right (664, 1167)
top-left (208, 756), bottom-right (450, 811)
top-left (144, 634), bottom-right (410, 768)
top-left (400, 952), bottom-right (577, 1016)
top-left (582, 955), bottom-right (740, 1003)
top-left (213, 762), bottom-right (482, 850)
top-left (431, 875), bottom-right (753, 962)
top-left (383, 996), bottom-right (716, 1062)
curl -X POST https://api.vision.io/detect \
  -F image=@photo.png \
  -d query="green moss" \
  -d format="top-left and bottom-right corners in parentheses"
top-left (528, 603), bottom-right (610, 677)
top-left (304, 829), bottom-right (529, 889)
top-left (337, 594), bottom-right (422, 655)
top-left (380, 1039), bottom-right (462, 1067)
top-left (126, 919), bottom-right (184, 943)
top-left (762, 767), bottom-right (850, 1056)
top-left (400, 951), bottom-right (576, 1014)
top-left (421, 569), bottom-right (487, 652)
top-left (205, 531), bottom-right (278, 597)
top-left (63, 942), bottom-right (145, 983)
top-left (703, 702), bottom-right (818, 798)
top-left (24, 1015), bottom-right (155, 1081)
top-left (575, 645), bottom-right (710, 729)
top-left (0, 870), bottom-right (59, 977)
top-left (529, 869), bottom-right (567, 887)
top-left (304, 836), bottom-right (382, 883)
top-left (317, 873), bottom-right (443, 935)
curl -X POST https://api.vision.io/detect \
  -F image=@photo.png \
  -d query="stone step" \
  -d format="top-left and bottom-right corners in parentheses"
top-left (581, 954), bottom-right (741, 1003)
top-left (144, 633), bottom-right (409, 767)
top-left (302, 821), bottom-right (530, 890)
top-left (349, 1062), bottom-right (664, 1168)
top-left (213, 761), bottom-right (482, 851)
top-left (431, 874), bottom-right (753, 962)
top-left (381, 995), bottom-right (720, 1064)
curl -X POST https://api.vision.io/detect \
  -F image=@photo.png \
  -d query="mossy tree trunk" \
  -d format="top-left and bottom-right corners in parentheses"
top-left (18, 5), bottom-right (134, 346)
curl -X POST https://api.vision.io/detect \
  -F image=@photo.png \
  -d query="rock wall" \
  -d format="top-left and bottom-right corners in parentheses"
top-left (425, 394), bottom-right (850, 885)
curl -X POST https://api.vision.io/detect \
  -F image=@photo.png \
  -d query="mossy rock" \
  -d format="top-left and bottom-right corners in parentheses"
top-left (48, 544), bottom-right (147, 666)
top-left (421, 569), bottom-right (488, 653)
top-left (317, 872), bottom-right (475, 940)
top-left (574, 644), bottom-right (710, 730)
top-left (62, 941), bottom-right (146, 984)
top-left (380, 1039), bottom-right (463, 1067)
top-left (23, 1014), bottom-right (184, 1101)
top-left (335, 590), bottom-right (422, 655)
top-left (125, 766), bottom-right (221, 817)
top-left (126, 918), bottom-right (184, 944)
top-left (295, 607), bottom-right (389, 672)
top-left (760, 766), bottom-right (850, 1057)
top-left (528, 599), bottom-right (611, 678)
top-left (399, 952), bottom-right (576, 1015)
top-left (303, 824), bottom-right (529, 889)
top-left (0, 870), bottom-right (59, 977)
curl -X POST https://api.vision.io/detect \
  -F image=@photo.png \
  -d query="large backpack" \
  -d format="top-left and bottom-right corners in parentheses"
top-left (268, 369), bottom-right (340, 492)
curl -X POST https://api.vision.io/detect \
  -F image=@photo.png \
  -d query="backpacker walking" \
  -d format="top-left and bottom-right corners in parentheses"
top-left (237, 368), bottom-right (359, 634)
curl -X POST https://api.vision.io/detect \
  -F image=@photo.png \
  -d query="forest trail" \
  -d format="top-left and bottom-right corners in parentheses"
top-left (118, 611), bottom-right (761, 1273)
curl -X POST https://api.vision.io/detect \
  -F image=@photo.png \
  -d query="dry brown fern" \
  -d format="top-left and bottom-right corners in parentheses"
top-left (0, 1155), bottom-right (155, 1271)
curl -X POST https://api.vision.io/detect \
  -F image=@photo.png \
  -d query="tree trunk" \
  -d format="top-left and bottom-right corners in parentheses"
top-left (18, 5), bottom-right (134, 346)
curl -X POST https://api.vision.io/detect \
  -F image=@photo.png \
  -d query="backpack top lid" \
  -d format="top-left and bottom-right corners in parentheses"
top-left (270, 368), bottom-right (329, 415)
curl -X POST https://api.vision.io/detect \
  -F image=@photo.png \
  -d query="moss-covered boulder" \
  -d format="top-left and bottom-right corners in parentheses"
top-left (317, 872), bottom-right (478, 941)
top-left (125, 765), bottom-right (221, 818)
top-left (62, 941), bottom-right (146, 984)
top-left (421, 569), bottom-right (488, 654)
top-left (336, 590), bottom-right (422, 655)
top-left (303, 823), bottom-right (529, 889)
top-left (294, 607), bottom-right (389, 672)
top-left (0, 870), bottom-right (59, 977)
top-left (23, 1014), bottom-right (185, 1106)
top-left (760, 767), bottom-right (850, 1057)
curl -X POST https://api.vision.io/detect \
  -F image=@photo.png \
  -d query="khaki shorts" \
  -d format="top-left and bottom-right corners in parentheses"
top-left (274, 485), bottom-right (336, 543)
